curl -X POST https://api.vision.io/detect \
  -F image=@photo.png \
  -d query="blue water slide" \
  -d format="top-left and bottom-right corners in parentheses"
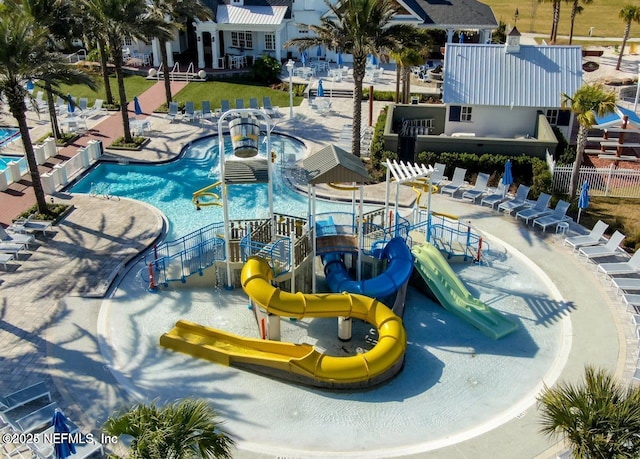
top-left (323, 237), bottom-right (414, 299)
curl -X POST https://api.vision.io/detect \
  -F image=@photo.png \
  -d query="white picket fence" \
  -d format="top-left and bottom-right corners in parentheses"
top-left (552, 164), bottom-right (640, 198)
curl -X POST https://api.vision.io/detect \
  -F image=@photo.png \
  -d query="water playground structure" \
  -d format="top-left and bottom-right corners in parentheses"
top-left (158, 110), bottom-right (518, 388)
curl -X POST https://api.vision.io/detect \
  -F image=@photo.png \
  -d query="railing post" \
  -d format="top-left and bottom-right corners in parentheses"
top-left (148, 262), bottom-right (157, 291)
top-left (605, 164), bottom-right (614, 196)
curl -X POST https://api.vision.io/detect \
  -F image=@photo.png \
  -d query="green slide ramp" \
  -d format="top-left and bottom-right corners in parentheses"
top-left (412, 243), bottom-right (518, 339)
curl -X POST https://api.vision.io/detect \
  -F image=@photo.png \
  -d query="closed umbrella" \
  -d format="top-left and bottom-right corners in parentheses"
top-left (134, 96), bottom-right (143, 115)
top-left (26, 80), bottom-right (35, 91)
top-left (67, 94), bottom-right (75, 115)
top-left (317, 79), bottom-right (325, 98)
top-left (502, 159), bottom-right (513, 196)
top-left (52, 410), bottom-right (76, 459)
top-left (316, 45), bottom-right (322, 59)
top-left (368, 54), bottom-right (377, 66)
top-left (577, 181), bottom-right (590, 223)
top-left (301, 51), bottom-right (307, 66)
top-left (337, 51), bottom-right (343, 67)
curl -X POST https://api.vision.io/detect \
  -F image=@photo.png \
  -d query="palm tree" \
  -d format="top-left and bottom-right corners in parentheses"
top-left (285, 0), bottom-right (420, 157)
top-left (0, 9), bottom-right (96, 215)
top-left (538, 366), bottom-right (640, 458)
top-left (539, 0), bottom-right (562, 43)
top-left (561, 84), bottom-right (616, 199)
top-left (103, 399), bottom-right (234, 459)
top-left (616, 5), bottom-right (640, 71)
top-left (82, 0), bottom-right (171, 144)
top-left (568, 0), bottom-right (593, 45)
top-left (390, 48), bottom-right (424, 105)
top-left (147, 0), bottom-right (213, 107)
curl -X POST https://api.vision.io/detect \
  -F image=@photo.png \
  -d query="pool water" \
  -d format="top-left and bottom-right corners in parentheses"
top-left (0, 155), bottom-right (27, 174)
top-left (0, 127), bottom-right (19, 147)
top-left (70, 135), bottom-right (372, 240)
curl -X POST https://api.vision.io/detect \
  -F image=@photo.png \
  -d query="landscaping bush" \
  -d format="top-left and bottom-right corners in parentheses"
top-left (251, 55), bottom-right (282, 84)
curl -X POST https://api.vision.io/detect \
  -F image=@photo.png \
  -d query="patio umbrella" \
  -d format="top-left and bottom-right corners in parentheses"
top-left (26, 79), bottom-right (34, 91)
top-left (52, 410), bottom-right (76, 459)
top-left (316, 45), bottom-right (322, 59)
top-left (67, 94), bottom-right (75, 115)
top-left (317, 79), bottom-right (325, 97)
top-left (337, 51), bottom-right (343, 67)
top-left (301, 51), bottom-right (307, 66)
top-left (134, 96), bottom-right (143, 115)
top-left (577, 181), bottom-right (590, 223)
top-left (368, 54), bottom-right (377, 66)
top-left (459, 33), bottom-right (465, 43)
top-left (502, 159), bottom-right (513, 196)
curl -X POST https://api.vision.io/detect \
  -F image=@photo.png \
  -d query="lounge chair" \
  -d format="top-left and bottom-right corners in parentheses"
top-left (462, 173), bottom-right (489, 203)
top-left (10, 215), bottom-right (53, 235)
top-left (611, 277), bottom-right (640, 295)
top-left (165, 102), bottom-right (179, 122)
top-left (563, 220), bottom-right (609, 251)
top-left (261, 97), bottom-right (275, 117)
top-left (0, 242), bottom-right (27, 258)
top-left (220, 99), bottom-right (231, 114)
top-left (440, 167), bottom-right (467, 197)
top-left (596, 250), bottom-right (640, 278)
top-left (84, 98), bottom-right (104, 118)
top-left (430, 162), bottom-right (448, 188)
top-left (183, 101), bottom-right (195, 122)
top-left (498, 185), bottom-right (531, 214)
top-left (578, 231), bottom-right (626, 260)
top-left (624, 294), bottom-right (640, 310)
top-left (532, 200), bottom-right (571, 232)
top-left (78, 97), bottom-right (88, 111)
top-left (0, 252), bottom-right (15, 269)
top-left (0, 226), bottom-right (34, 248)
top-left (235, 98), bottom-right (245, 109)
top-left (480, 181), bottom-right (506, 209)
top-left (515, 193), bottom-right (552, 224)
top-left (11, 403), bottom-right (79, 434)
top-left (249, 98), bottom-right (259, 110)
top-left (0, 382), bottom-right (50, 413)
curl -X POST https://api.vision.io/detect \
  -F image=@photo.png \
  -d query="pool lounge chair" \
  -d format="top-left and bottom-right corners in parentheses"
top-left (0, 242), bottom-right (27, 258)
top-left (498, 185), bottom-right (531, 214)
top-left (0, 226), bottom-right (34, 248)
top-left (220, 99), bottom-right (231, 114)
top-left (10, 215), bottom-right (53, 235)
top-left (596, 250), bottom-right (640, 278)
top-left (564, 220), bottom-right (609, 251)
top-left (165, 102), bottom-right (179, 122)
top-left (462, 172), bottom-right (489, 203)
top-left (249, 98), bottom-right (259, 110)
top-left (0, 252), bottom-right (15, 269)
top-left (261, 97), bottom-right (276, 117)
top-left (578, 230), bottom-right (626, 260)
top-left (0, 382), bottom-right (50, 413)
top-left (430, 162), bottom-right (448, 188)
top-left (480, 182), bottom-right (506, 209)
top-left (440, 167), bottom-right (467, 197)
top-left (11, 403), bottom-right (79, 434)
top-left (611, 277), bottom-right (640, 295)
top-left (183, 101), bottom-right (195, 122)
top-left (532, 200), bottom-right (571, 232)
top-left (515, 193), bottom-right (552, 224)
top-left (235, 98), bottom-right (245, 109)
top-left (83, 98), bottom-right (104, 118)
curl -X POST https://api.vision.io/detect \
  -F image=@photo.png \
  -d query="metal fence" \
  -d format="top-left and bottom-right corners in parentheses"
top-left (552, 164), bottom-right (640, 198)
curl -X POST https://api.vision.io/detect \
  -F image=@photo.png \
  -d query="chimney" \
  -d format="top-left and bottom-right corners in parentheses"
top-left (505, 26), bottom-right (521, 54)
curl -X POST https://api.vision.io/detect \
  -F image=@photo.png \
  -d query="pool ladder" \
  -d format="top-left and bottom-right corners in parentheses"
top-left (89, 182), bottom-right (119, 200)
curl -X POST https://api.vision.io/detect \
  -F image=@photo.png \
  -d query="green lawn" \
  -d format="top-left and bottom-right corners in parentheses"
top-left (484, 0), bottom-right (640, 40)
top-left (55, 74), bottom-right (156, 106)
top-left (170, 80), bottom-right (304, 111)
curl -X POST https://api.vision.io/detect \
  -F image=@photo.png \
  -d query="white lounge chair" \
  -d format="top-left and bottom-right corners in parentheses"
top-left (498, 185), bottom-right (531, 214)
top-left (516, 193), bottom-right (552, 224)
top-left (0, 226), bottom-right (34, 248)
top-left (0, 252), bottom-right (15, 269)
top-left (165, 102), bottom-right (179, 122)
top-left (84, 98), bottom-right (104, 118)
top-left (611, 277), bottom-right (640, 295)
top-left (0, 242), bottom-right (27, 258)
top-left (532, 200), bottom-right (571, 232)
top-left (261, 97), bottom-right (275, 117)
top-left (220, 99), bottom-right (231, 114)
top-left (578, 231), bottom-right (626, 260)
top-left (462, 172), bottom-right (489, 202)
top-left (564, 220), bottom-right (609, 251)
top-left (0, 382), bottom-right (50, 413)
top-left (440, 167), bottom-right (467, 197)
top-left (10, 215), bottom-right (53, 235)
top-left (597, 250), bottom-right (640, 278)
top-left (12, 403), bottom-right (79, 434)
top-left (430, 162), bottom-right (447, 188)
top-left (249, 98), bottom-right (259, 110)
top-left (480, 181), bottom-right (506, 209)
top-left (183, 101), bottom-right (195, 122)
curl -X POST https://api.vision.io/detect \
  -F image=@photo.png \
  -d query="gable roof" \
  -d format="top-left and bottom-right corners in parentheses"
top-left (201, 0), bottom-right (292, 21)
top-left (399, 0), bottom-right (497, 27)
top-left (217, 5), bottom-right (288, 25)
top-left (443, 43), bottom-right (583, 108)
top-left (303, 145), bottom-right (370, 185)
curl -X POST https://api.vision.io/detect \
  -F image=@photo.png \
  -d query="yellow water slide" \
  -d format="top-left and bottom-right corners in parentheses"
top-left (161, 257), bottom-right (407, 387)
top-left (192, 181), bottom-right (222, 207)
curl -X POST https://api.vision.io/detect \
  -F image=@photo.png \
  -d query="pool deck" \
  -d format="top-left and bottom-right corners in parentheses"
top-left (0, 79), bottom-right (638, 458)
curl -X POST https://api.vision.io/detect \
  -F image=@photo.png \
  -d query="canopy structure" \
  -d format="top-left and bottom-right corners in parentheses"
top-left (384, 159), bottom-right (435, 227)
top-left (593, 105), bottom-right (640, 129)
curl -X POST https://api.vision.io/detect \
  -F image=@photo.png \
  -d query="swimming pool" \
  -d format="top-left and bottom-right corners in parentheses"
top-left (70, 135), bottom-right (373, 239)
top-left (0, 127), bottom-right (19, 147)
top-left (0, 155), bottom-right (27, 174)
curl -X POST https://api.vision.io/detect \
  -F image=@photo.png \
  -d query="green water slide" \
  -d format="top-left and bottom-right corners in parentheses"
top-left (412, 243), bottom-right (518, 339)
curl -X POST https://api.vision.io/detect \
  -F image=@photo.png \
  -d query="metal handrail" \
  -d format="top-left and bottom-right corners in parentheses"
top-left (240, 234), bottom-right (291, 275)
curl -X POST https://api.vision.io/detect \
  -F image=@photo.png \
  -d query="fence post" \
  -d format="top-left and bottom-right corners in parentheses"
top-left (605, 164), bottom-right (614, 196)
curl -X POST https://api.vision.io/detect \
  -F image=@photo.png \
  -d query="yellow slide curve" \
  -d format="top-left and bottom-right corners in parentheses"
top-left (192, 181), bottom-right (222, 207)
top-left (161, 257), bottom-right (407, 387)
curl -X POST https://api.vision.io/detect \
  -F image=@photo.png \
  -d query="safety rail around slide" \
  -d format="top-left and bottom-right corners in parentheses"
top-left (240, 234), bottom-right (291, 276)
top-left (145, 222), bottom-right (226, 288)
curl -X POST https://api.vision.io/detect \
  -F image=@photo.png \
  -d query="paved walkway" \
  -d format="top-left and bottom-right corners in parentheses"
top-left (0, 77), bottom-right (638, 458)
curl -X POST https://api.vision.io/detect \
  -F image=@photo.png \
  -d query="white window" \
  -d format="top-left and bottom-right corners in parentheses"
top-left (449, 106), bottom-right (472, 122)
top-left (546, 109), bottom-right (571, 126)
top-left (265, 34), bottom-right (275, 51)
top-left (231, 31), bottom-right (253, 49)
top-left (546, 109), bottom-right (558, 125)
top-left (123, 37), bottom-right (133, 47)
top-left (461, 106), bottom-right (472, 122)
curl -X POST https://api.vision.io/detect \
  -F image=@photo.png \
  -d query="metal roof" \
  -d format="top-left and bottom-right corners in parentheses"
top-left (594, 105), bottom-right (640, 129)
top-left (443, 44), bottom-right (583, 108)
top-left (216, 5), bottom-right (288, 25)
top-left (302, 145), bottom-right (370, 185)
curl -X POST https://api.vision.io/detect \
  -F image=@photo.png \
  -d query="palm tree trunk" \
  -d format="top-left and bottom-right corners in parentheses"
top-left (395, 65), bottom-right (401, 103)
top-left (9, 99), bottom-right (48, 214)
top-left (44, 82), bottom-right (61, 140)
top-left (551, 0), bottom-right (561, 43)
top-left (402, 67), bottom-right (411, 104)
top-left (160, 39), bottom-right (172, 105)
top-left (351, 54), bottom-right (367, 157)
top-left (616, 22), bottom-right (631, 70)
top-left (113, 49), bottom-right (133, 143)
top-left (98, 39), bottom-right (114, 105)
top-left (569, 125), bottom-right (587, 199)
top-left (569, 0), bottom-right (578, 45)
top-left (404, 67), bottom-right (412, 105)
